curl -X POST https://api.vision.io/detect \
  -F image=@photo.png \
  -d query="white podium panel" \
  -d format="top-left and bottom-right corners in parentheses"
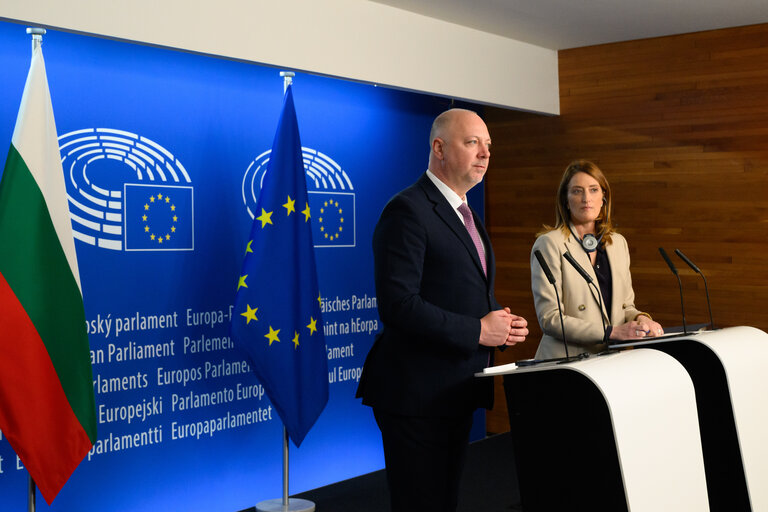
top-left (693, 326), bottom-right (768, 511)
top-left (628, 326), bottom-right (768, 511)
top-left (494, 349), bottom-right (709, 512)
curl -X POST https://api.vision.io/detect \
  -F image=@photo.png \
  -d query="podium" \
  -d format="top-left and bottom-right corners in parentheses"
top-left (487, 349), bottom-right (709, 511)
top-left (610, 326), bottom-right (768, 511)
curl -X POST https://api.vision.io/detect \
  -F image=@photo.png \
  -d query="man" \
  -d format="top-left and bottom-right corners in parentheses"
top-left (356, 108), bottom-right (528, 511)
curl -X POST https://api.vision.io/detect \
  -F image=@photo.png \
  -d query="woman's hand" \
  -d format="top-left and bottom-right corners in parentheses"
top-left (610, 317), bottom-right (663, 340)
top-left (636, 315), bottom-right (664, 337)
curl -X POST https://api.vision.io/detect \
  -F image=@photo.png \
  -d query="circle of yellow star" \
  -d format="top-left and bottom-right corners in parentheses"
top-left (142, 192), bottom-right (177, 243)
top-left (318, 197), bottom-right (344, 240)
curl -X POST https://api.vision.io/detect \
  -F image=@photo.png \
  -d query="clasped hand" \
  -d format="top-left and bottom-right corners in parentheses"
top-left (479, 307), bottom-right (528, 347)
top-left (610, 316), bottom-right (664, 340)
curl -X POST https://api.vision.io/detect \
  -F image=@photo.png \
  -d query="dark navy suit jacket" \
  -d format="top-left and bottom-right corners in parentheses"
top-left (356, 173), bottom-right (501, 417)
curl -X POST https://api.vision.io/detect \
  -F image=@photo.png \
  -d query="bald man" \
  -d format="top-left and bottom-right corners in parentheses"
top-left (357, 109), bottom-right (528, 512)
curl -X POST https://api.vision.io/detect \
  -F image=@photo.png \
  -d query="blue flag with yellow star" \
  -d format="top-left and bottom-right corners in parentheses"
top-left (231, 86), bottom-right (328, 447)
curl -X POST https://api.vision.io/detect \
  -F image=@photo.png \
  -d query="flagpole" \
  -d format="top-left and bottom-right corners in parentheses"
top-left (280, 72), bottom-right (293, 512)
top-left (28, 477), bottom-right (36, 512)
top-left (282, 427), bottom-right (290, 508)
top-left (253, 71), bottom-right (315, 512)
top-left (25, 25), bottom-right (46, 512)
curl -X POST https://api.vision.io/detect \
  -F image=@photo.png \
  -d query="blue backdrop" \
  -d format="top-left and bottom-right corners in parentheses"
top-left (0, 20), bottom-right (485, 511)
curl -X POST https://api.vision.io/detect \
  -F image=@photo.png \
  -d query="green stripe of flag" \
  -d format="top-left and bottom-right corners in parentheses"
top-left (0, 144), bottom-right (96, 442)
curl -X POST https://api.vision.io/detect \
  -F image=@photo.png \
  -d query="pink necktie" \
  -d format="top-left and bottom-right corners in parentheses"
top-left (458, 203), bottom-right (487, 276)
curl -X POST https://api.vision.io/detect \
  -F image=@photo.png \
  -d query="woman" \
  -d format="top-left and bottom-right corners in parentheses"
top-left (531, 160), bottom-right (663, 360)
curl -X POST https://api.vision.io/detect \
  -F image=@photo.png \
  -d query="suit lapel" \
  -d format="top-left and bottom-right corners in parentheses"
top-left (418, 174), bottom-right (489, 280)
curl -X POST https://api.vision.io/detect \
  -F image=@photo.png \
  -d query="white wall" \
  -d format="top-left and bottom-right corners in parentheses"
top-left (1, 0), bottom-right (559, 114)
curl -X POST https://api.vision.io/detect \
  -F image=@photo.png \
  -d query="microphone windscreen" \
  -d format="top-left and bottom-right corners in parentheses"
top-left (563, 251), bottom-right (593, 283)
top-left (674, 249), bottom-right (701, 274)
top-left (534, 250), bottom-right (556, 285)
top-left (658, 247), bottom-right (678, 275)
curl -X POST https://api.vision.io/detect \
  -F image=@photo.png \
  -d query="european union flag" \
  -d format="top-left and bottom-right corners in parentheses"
top-left (124, 184), bottom-right (194, 251)
top-left (309, 191), bottom-right (356, 247)
top-left (231, 86), bottom-right (328, 447)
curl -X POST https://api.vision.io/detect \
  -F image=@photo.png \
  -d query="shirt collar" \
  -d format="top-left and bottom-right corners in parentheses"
top-left (426, 169), bottom-right (465, 212)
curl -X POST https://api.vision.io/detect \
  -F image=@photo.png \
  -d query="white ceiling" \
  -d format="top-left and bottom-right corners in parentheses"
top-left (371, 0), bottom-right (768, 50)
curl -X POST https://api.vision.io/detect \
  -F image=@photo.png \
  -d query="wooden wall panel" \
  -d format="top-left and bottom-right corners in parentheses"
top-left (484, 23), bottom-right (768, 434)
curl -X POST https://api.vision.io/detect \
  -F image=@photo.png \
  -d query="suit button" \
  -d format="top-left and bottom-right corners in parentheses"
top-left (578, 304), bottom-right (586, 311)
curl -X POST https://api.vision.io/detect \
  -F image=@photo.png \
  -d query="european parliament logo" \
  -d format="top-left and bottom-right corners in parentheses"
top-left (242, 147), bottom-right (355, 248)
top-left (58, 128), bottom-right (194, 251)
top-left (123, 184), bottom-right (193, 250)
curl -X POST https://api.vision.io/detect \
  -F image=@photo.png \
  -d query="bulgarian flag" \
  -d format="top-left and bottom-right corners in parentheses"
top-left (0, 44), bottom-right (97, 504)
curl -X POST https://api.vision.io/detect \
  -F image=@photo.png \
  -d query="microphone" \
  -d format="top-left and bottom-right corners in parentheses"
top-left (675, 249), bottom-right (714, 331)
top-left (563, 250), bottom-right (593, 284)
top-left (659, 247), bottom-right (687, 334)
top-left (534, 249), bottom-right (556, 285)
top-left (563, 251), bottom-right (608, 343)
top-left (534, 250), bottom-right (570, 360)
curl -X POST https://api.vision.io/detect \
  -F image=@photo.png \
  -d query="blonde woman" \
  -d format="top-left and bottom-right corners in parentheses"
top-left (531, 160), bottom-right (663, 359)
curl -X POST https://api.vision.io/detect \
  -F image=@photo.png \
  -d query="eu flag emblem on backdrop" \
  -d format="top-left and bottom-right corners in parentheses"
top-left (308, 191), bottom-right (355, 247)
top-left (231, 86), bottom-right (328, 447)
top-left (124, 184), bottom-right (194, 251)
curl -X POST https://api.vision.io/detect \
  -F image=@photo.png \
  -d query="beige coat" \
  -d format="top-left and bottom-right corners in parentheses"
top-left (531, 229), bottom-right (643, 359)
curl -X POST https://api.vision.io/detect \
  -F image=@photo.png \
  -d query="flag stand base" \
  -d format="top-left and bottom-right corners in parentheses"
top-left (255, 426), bottom-right (315, 512)
top-left (255, 498), bottom-right (315, 511)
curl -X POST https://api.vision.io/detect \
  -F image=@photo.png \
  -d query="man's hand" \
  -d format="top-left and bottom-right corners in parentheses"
top-left (479, 307), bottom-right (528, 347)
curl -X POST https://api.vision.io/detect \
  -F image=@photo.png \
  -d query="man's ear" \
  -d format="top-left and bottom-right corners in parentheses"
top-left (432, 137), bottom-right (445, 159)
